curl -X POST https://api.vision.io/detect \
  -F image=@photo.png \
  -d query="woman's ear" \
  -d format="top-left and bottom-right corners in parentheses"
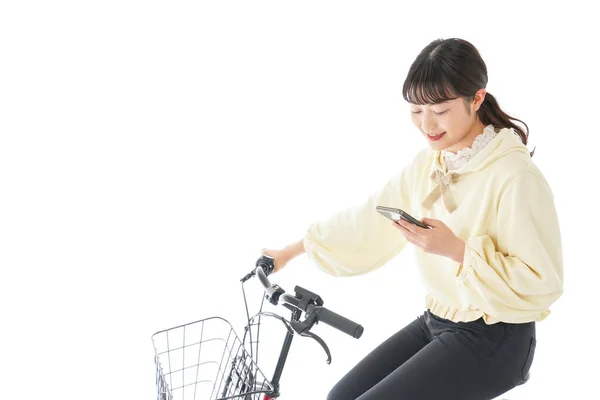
top-left (473, 88), bottom-right (487, 112)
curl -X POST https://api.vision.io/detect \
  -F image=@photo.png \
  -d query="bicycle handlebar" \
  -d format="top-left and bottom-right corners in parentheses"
top-left (255, 267), bottom-right (364, 339)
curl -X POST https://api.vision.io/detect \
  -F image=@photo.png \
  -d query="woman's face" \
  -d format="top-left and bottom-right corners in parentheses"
top-left (409, 89), bottom-right (486, 153)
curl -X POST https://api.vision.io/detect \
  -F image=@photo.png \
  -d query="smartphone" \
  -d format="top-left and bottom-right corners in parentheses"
top-left (376, 205), bottom-right (432, 229)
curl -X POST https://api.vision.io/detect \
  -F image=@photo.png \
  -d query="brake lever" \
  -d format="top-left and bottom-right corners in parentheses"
top-left (298, 329), bottom-right (332, 364)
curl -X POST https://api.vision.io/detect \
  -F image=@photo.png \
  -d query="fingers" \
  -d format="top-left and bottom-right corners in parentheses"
top-left (421, 218), bottom-right (439, 228)
top-left (397, 219), bottom-right (429, 235)
top-left (393, 221), bottom-right (422, 245)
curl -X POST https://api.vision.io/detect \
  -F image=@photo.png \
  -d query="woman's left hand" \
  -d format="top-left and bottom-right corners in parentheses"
top-left (393, 218), bottom-right (465, 263)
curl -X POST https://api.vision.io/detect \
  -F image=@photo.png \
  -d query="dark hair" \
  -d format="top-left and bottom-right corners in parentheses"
top-left (402, 38), bottom-right (534, 157)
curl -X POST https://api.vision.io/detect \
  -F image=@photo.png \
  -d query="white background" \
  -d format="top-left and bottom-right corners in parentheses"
top-left (1, 1), bottom-right (598, 399)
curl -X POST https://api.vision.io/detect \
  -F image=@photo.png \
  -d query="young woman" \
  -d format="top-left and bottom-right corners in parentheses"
top-left (262, 38), bottom-right (563, 400)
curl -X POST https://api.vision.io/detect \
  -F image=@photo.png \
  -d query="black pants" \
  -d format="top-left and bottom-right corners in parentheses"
top-left (327, 309), bottom-right (536, 400)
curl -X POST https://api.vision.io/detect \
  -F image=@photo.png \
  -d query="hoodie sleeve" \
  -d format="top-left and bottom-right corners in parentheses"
top-left (303, 162), bottom-right (415, 277)
top-left (456, 171), bottom-right (564, 322)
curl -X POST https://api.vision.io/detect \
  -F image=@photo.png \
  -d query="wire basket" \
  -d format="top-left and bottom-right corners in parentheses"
top-left (152, 316), bottom-right (274, 400)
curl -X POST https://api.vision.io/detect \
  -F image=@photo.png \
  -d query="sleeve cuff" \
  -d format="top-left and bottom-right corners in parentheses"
top-left (456, 239), bottom-right (473, 281)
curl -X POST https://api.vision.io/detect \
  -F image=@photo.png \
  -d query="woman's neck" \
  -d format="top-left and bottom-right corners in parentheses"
top-left (445, 120), bottom-right (486, 153)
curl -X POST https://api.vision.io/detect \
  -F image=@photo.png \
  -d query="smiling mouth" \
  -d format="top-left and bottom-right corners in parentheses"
top-left (427, 132), bottom-right (446, 140)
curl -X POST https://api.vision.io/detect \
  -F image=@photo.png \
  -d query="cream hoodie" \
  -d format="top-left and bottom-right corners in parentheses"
top-left (303, 125), bottom-right (563, 324)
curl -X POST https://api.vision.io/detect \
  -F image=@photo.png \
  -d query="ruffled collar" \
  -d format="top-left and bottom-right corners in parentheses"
top-left (441, 124), bottom-right (499, 171)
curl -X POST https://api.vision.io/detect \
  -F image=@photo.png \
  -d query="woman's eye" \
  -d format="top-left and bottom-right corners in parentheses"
top-left (411, 110), bottom-right (448, 115)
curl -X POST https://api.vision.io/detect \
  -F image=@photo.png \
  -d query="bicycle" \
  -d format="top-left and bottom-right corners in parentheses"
top-left (151, 254), bottom-right (364, 399)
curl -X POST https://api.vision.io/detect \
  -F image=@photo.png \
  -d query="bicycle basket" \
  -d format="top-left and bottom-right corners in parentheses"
top-left (152, 316), bottom-right (274, 400)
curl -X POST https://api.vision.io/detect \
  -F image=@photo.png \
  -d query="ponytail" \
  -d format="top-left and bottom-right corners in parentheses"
top-left (478, 93), bottom-right (535, 157)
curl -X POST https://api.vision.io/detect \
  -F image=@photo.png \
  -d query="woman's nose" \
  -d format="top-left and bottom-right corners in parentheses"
top-left (421, 115), bottom-right (438, 133)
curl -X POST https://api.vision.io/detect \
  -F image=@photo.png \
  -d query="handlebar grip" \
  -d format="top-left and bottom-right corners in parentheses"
top-left (314, 307), bottom-right (364, 339)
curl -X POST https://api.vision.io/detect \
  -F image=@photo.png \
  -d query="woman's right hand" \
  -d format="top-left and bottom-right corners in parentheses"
top-left (261, 248), bottom-right (290, 273)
